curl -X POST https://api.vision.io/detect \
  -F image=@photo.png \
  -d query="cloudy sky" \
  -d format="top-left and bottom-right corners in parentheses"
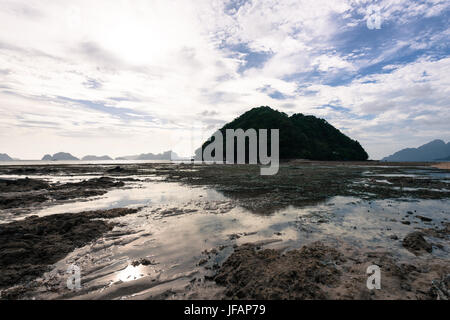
top-left (0, 0), bottom-right (449, 160)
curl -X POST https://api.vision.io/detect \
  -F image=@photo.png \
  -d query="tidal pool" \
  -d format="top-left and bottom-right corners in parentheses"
top-left (23, 181), bottom-right (449, 299)
top-left (1, 165), bottom-right (448, 300)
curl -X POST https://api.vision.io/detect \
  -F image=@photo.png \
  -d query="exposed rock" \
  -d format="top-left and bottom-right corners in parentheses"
top-left (54, 177), bottom-right (124, 190)
top-left (420, 222), bottom-right (450, 239)
top-left (0, 178), bottom-right (49, 192)
top-left (131, 258), bottom-right (156, 267)
top-left (214, 242), bottom-right (344, 299)
top-left (8, 168), bottom-right (38, 175)
top-left (430, 274), bottom-right (450, 300)
top-left (403, 232), bottom-right (433, 255)
top-left (416, 215), bottom-right (433, 222)
top-left (107, 166), bottom-right (126, 173)
top-left (0, 208), bottom-right (139, 290)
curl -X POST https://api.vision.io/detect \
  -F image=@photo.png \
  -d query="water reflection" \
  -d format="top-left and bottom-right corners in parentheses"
top-left (2, 168), bottom-right (448, 299)
top-left (35, 182), bottom-right (227, 218)
top-left (117, 264), bottom-right (145, 283)
top-left (34, 193), bottom-right (449, 300)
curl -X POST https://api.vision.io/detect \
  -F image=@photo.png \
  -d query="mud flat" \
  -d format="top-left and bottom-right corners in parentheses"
top-left (0, 161), bottom-right (449, 300)
top-left (0, 208), bottom-right (138, 299)
top-left (213, 229), bottom-right (450, 300)
top-left (155, 161), bottom-right (450, 213)
top-left (0, 177), bottom-right (125, 214)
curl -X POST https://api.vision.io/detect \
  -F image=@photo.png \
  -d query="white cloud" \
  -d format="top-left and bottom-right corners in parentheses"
top-left (0, 0), bottom-right (448, 159)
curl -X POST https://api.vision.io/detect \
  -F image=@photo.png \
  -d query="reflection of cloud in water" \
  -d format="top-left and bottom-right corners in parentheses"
top-left (9, 170), bottom-right (450, 299)
top-left (117, 264), bottom-right (145, 283)
top-left (36, 181), bottom-right (227, 217)
top-left (28, 192), bottom-right (450, 299)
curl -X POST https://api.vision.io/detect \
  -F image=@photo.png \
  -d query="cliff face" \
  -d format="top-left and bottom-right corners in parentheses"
top-left (199, 106), bottom-right (368, 161)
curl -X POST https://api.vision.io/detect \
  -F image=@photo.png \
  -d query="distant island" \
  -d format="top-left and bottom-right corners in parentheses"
top-left (0, 153), bottom-right (13, 161)
top-left (42, 152), bottom-right (79, 161)
top-left (382, 139), bottom-right (450, 162)
top-left (198, 106), bottom-right (368, 161)
top-left (37, 151), bottom-right (184, 161)
top-left (116, 151), bottom-right (184, 161)
top-left (81, 155), bottom-right (113, 161)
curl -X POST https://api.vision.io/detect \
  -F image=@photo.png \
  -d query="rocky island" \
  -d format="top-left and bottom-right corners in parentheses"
top-left (199, 107), bottom-right (368, 161)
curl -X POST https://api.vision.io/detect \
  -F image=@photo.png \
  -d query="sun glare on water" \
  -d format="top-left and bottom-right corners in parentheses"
top-left (117, 264), bottom-right (145, 282)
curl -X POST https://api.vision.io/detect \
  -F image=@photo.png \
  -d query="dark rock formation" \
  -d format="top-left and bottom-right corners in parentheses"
top-left (403, 232), bottom-right (433, 255)
top-left (0, 208), bottom-right (139, 290)
top-left (214, 242), bottom-right (344, 299)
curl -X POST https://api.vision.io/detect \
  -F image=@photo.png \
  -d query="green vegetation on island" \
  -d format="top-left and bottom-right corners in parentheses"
top-left (199, 106), bottom-right (368, 161)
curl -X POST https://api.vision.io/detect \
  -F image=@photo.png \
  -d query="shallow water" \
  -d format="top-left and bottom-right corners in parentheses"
top-left (0, 174), bottom-right (105, 184)
top-left (364, 169), bottom-right (450, 180)
top-left (35, 181), bottom-right (227, 218)
top-left (1, 168), bottom-right (449, 299)
top-left (26, 185), bottom-right (450, 299)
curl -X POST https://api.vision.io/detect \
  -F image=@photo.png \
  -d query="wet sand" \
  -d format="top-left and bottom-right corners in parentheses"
top-left (0, 208), bottom-right (139, 299)
top-left (0, 161), bottom-right (449, 300)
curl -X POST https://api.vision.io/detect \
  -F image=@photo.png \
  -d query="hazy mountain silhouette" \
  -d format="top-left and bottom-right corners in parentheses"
top-left (115, 151), bottom-right (183, 161)
top-left (198, 106), bottom-right (368, 161)
top-left (81, 155), bottom-right (113, 161)
top-left (0, 153), bottom-right (13, 161)
top-left (382, 139), bottom-right (450, 162)
top-left (35, 151), bottom-right (184, 161)
top-left (42, 152), bottom-right (79, 161)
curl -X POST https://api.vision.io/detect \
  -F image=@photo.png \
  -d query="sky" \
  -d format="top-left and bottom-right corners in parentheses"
top-left (0, 0), bottom-right (449, 160)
